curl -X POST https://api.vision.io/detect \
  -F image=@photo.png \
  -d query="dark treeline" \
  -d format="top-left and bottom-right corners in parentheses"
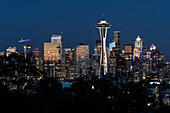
top-left (0, 54), bottom-right (170, 113)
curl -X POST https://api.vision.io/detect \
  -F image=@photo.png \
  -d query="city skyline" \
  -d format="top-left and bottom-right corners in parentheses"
top-left (0, 0), bottom-right (169, 60)
top-left (0, 1), bottom-right (170, 112)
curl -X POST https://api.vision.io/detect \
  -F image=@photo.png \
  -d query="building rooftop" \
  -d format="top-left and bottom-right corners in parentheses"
top-left (136, 36), bottom-right (142, 41)
top-left (52, 35), bottom-right (62, 37)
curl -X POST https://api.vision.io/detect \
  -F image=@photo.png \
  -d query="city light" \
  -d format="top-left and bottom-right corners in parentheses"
top-left (0, 10), bottom-right (169, 113)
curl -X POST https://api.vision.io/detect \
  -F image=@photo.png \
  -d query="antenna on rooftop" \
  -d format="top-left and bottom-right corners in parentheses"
top-left (102, 13), bottom-right (104, 19)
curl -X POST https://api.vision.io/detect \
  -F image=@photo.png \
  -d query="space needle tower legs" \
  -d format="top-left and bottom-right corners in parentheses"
top-left (96, 19), bottom-right (111, 77)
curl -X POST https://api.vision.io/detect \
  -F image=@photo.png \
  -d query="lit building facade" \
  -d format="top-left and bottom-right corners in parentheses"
top-left (140, 47), bottom-right (149, 80)
top-left (124, 44), bottom-right (133, 72)
top-left (94, 40), bottom-right (102, 54)
top-left (109, 41), bottom-right (116, 74)
top-left (44, 43), bottom-right (62, 61)
top-left (116, 54), bottom-right (126, 75)
top-left (63, 48), bottom-right (75, 79)
top-left (75, 43), bottom-right (89, 77)
top-left (109, 31), bottom-right (122, 75)
top-left (150, 47), bottom-right (160, 73)
top-left (109, 41), bottom-right (116, 52)
top-left (135, 36), bottom-right (143, 51)
top-left (124, 44), bottom-right (133, 60)
top-left (114, 31), bottom-right (121, 55)
top-left (93, 40), bottom-right (102, 76)
top-left (32, 47), bottom-right (43, 71)
top-left (51, 35), bottom-right (62, 43)
top-left (44, 35), bottom-right (63, 78)
top-left (23, 45), bottom-right (32, 61)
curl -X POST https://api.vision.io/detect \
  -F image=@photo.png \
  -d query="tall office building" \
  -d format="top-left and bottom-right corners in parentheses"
top-left (51, 35), bottom-right (62, 43)
top-left (135, 36), bottom-right (143, 51)
top-left (133, 46), bottom-right (143, 77)
top-left (114, 31), bottom-right (121, 54)
top-left (44, 35), bottom-right (63, 78)
top-left (109, 31), bottom-right (121, 75)
top-left (141, 47), bottom-right (150, 80)
top-left (44, 43), bottom-right (62, 61)
top-left (150, 45), bottom-right (160, 73)
top-left (133, 38), bottom-right (143, 77)
top-left (109, 41), bottom-right (116, 74)
top-left (23, 45), bottom-right (32, 60)
top-left (107, 47), bottom-right (110, 66)
top-left (124, 44), bottom-right (133, 54)
top-left (24, 45), bottom-right (31, 54)
top-left (116, 54), bottom-right (126, 75)
top-left (124, 44), bottom-right (133, 72)
top-left (44, 35), bottom-right (62, 61)
top-left (63, 48), bottom-right (75, 79)
top-left (96, 19), bottom-right (111, 76)
top-left (93, 40), bottom-right (102, 76)
top-left (75, 43), bottom-right (89, 77)
top-left (124, 44), bottom-right (133, 60)
top-left (32, 47), bottom-right (43, 71)
top-left (94, 40), bottom-right (101, 54)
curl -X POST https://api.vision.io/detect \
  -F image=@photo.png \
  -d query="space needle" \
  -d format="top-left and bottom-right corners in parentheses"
top-left (96, 17), bottom-right (111, 77)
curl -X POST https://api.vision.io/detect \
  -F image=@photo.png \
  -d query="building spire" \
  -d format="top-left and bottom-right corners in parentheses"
top-left (102, 13), bottom-right (104, 19)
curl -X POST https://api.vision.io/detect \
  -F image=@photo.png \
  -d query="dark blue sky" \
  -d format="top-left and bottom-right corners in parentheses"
top-left (0, 0), bottom-right (170, 60)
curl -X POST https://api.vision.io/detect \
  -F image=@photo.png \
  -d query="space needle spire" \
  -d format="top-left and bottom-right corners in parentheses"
top-left (96, 17), bottom-right (111, 77)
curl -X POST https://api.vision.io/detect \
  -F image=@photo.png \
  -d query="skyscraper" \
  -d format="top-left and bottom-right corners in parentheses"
top-left (23, 45), bottom-right (32, 60)
top-left (75, 43), bottom-right (89, 77)
top-left (124, 44), bottom-right (133, 60)
top-left (124, 44), bottom-right (133, 72)
top-left (44, 35), bottom-right (63, 78)
top-left (109, 41), bottom-right (116, 74)
top-left (51, 35), bottom-right (62, 43)
top-left (94, 40), bottom-right (101, 54)
top-left (135, 36), bottom-right (143, 51)
top-left (44, 35), bottom-right (62, 61)
top-left (44, 43), bottom-right (62, 61)
top-left (93, 40), bottom-right (102, 76)
top-left (114, 31), bottom-right (121, 54)
top-left (96, 19), bottom-right (111, 76)
top-left (32, 47), bottom-right (43, 71)
top-left (149, 44), bottom-right (160, 73)
top-left (24, 45), bottom-right (31, 54)
top-left (63, 48), bottom-right (75, 79)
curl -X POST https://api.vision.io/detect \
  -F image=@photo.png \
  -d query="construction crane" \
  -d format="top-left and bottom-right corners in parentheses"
top-left (18, 38), bottom-right (31, 56)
